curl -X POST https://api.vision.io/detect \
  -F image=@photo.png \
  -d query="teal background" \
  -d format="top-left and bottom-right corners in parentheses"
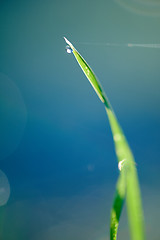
top-left (0, 0), bottom-right (160, 239)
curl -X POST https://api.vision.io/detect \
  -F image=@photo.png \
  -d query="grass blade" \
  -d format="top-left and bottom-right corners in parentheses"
top-left (64, 37), bottom-right (111, 108)
top-left (110, 173), bottom-right (125, 240)
top-left (64, 37), bottom-right (145, 240)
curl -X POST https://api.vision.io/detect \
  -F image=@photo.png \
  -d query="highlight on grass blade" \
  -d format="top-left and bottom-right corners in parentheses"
top-left (64, 37), bottom-right (145, 240)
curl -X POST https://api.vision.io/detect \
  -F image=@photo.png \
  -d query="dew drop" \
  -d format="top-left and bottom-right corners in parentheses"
top-left (118, 159), bottom-right (126, 171)
top-left (65, 45), bottom-right (73, 54)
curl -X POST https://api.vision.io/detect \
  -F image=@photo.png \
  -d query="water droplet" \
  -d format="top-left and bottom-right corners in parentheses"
top-left (65, 45), bottom-right (73, 54)
top-left (118, 159), bottom-right (126, 171)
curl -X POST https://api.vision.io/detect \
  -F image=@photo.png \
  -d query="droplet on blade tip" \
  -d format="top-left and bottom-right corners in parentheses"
top-left (65, 45), bottom-right (73, 54)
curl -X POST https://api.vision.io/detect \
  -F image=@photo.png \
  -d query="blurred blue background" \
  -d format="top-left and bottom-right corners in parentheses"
top-left (0, 0), bottom-right (160, 239)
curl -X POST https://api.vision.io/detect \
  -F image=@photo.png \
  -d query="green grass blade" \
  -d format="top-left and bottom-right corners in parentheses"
top-left (110, 173), bottom-right (125, 240)
top-left (106, 108), bottom-right (145, 240)
top-left (64, 37), bottom-right (145, 240)
top-left (64, 37), bottom-right (111, 108)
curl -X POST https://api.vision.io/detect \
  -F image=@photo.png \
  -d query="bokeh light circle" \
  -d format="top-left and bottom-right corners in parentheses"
top-left (0, 170), bottom-right (10, 206)
top-left (0, 73), bottom-right (27, 160)
top-left (115, 0), bottom-right (160, 16)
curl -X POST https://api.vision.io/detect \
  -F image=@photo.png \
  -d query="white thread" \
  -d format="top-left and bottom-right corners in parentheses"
top-left (77, 42), bottom-right (160, 49)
